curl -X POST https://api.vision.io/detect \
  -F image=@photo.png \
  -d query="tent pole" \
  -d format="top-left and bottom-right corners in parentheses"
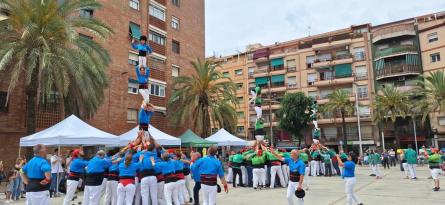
top-left (56, 144), bottom-right (61, 195)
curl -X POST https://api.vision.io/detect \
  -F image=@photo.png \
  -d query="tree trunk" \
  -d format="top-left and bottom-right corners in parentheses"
top-left (25, 71), bottom-right (39, 135)
top-left (341, 110), bottom-right (347, 152)
top-left (394, 121), bottom-right (400, 149)
top-left (298, 135), bottom-right (302, 146)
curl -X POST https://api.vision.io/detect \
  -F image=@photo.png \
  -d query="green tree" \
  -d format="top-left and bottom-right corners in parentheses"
top-left (167, 59), bottom-right (238, 137)
top-left (0, 0), bottom-right (113, 134)
top-left (324, 89), bottom-right (355, 151)
top-left (372, 86), bottom-right (410, 147)
top-left (276, 92), bottom-right (312, 145)
top-left (415, 71), bottom-right (445, 122)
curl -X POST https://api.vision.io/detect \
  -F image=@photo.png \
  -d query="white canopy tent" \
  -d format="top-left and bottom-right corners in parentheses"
top-left (119, 126), bottom-right (181, 146)
top-left (205, 129), bottom-right (248, 146)
top-left (19, 115), bottom-right (119, 147)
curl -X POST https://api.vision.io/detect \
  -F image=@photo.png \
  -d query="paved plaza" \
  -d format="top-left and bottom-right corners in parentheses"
top-left (2, 166), bottom-right (443, 205)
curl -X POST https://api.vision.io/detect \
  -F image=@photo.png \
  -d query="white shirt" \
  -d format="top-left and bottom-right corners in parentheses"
top-left (51, 155), bottom-right (64, 173)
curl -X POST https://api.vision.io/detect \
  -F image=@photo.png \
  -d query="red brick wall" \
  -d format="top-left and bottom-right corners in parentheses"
top-left (150, 16), bottom-right (166, 31)
top-left (149, 41), bottom-right (167, 56)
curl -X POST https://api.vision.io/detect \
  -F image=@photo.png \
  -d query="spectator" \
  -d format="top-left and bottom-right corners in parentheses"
top-left (389, 149), bottom-right (397, 167)
top-left (382, 151), bottom-right (390, 169)
top-left (5, 169), bottom-right (17, 203)
top-left (12, 158), bottom-right (25, 201)
top-left (50, 148), bottom-right (64, 197)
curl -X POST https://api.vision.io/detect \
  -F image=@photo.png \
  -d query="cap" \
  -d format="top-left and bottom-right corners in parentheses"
top-left (295, 189), bottom-right (305, 198)
top-left (72, 149), bottom-right (81, 158)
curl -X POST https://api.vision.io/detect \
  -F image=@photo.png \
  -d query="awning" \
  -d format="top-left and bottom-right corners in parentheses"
top-left (270, 58), bottom-right (284, 67)
top-left (406, 54), bottom-right (419, 65)
top-left (374, 59), bottom-right (384, 70)
top-left (129, 23), bottom-right (141, 39)
top-left (271, 75), bottom-right (285, 83)
top-left (334, 63), bottom-right (352, 77)
top-left (255, 77), bottom-right (269, 86)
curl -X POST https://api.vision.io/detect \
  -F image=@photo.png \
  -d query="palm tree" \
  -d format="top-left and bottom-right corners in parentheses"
top-left (0, 0), bottom-right (113, 135)
top-left (324, 89), bottom-right (355, 151)
top-left (372, 86), bottom-right (411, 147)
top-left (415, 70), bottom-right (445, 122)
top-left (167, 59), bottom-right (238, 137)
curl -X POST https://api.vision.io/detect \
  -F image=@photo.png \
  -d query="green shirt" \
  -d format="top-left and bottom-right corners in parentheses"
top-left (428, 153), bottom-right (442, 167)
top-left (323, 154), bottom-right (331, 164)
top-left (252, 152), bottom-right (266, 166)
top-left (299, 152), bottom-right (309, 163)
top-left (404, 149), bottom-right (418, 164)
top-left (266, 151), bottom-right (279, 161)
top-left (311, 151), bottom-right (320, 159)
top-left (255, 120), bottom-right (264, 130)
top-left (340, 153), bottom-right (348, 161)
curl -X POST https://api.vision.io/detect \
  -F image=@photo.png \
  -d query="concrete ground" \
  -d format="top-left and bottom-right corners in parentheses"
top-left (2, 166), bottom-right (444, 205)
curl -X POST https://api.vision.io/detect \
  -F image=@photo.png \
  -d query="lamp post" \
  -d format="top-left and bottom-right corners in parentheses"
top-left (412, 117), bottom-right (418, 154)
top-left (432, 128), bottom-right (439, 148)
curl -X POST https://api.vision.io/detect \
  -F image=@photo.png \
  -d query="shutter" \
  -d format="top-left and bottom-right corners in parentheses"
top-left (355, 66), bottom-right (367, 77)
top-left (308, 74), bottom-right (317, 82)
top-left (287, 59), bottom-right (296, 68)
top-left (334, 64), bottom-right (352, 77)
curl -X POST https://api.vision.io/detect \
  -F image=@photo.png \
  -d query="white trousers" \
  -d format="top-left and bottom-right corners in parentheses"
top-left (344, 177), bottom-right (361, 205)
top-left (83, 185), bottom-right (103, 205)
top-left (177, 179), bottom-right (190, 204)
top-left (254, 106), bottom-right (262, 119)
top-left (26, 191), bottom-right (50, 205)
top-left (134, 178), bottom-right (141, 205)
top-left (185, 174), bottom-right (193, 200)
top-left (286, 181), bottom-right (304, 205)
top-left (63, 180), bottom-right (79, 205)
top-left (310, 161), bottom-right (318, 176)
top-left (253, 168), bottom-right (266, 188)
top-left (402, 163), bottom-right (409, 177)
top-left (304, 166), bottom-right (310, 189)
top-left (139, 89), bottom-right (150, 102)
top-left (431, 168), bottom-right (442, 180)
top-left (407, 164), bottom-right (417, 179)
top-left (320, 162), bottom-right (325, 175)
top-left (164, 182), bottom-right (180, 205)
top-left (226, 167), bottom-right (233, 182)
top-left (157, 181), bottom-right (166, 205)
top-left (202, 184), bottom-right (217, 205)
top-left (141, 176), bottom-right (158, 205)
top-left (241, 166), bottom-right (248, 185)
top-left (101, 178), bottom-right (108, 197)
top-left (371, 164), bottom-right (381, 177)
top-left (104, 180), bottom-right (118, 205)
top-left (270, 165), bottom-right (286, 188)
top-left (117, 183), bottom-right (136, 205)
top-left (282, 164), bottom-right (289, 183)
top-left (139, 56), bottom-right (147, 68)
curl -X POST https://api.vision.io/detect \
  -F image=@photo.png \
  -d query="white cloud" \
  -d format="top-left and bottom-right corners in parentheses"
top-left (205, 0), bottom-right (444, 57)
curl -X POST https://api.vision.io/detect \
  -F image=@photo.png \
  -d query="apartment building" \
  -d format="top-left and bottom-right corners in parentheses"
top-left (0, 0), bottom-right (205, 165)
top-left (212, 12), bottom-right (445, 150)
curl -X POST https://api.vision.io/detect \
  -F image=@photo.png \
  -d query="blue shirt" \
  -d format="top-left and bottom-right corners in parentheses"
top-left (69, 158), bottom-right (88, 173)
top-left (154, 160), bottom-right (176, 175)
top-left (284, 158), bottom-right (305, 175)
top-left (183, 158), bottom-right (191, 169)
top-left (139, 109), bottom-right (153, 125)
top-left (86, 156), bottom-right (112, 174)
top-left (135, 66), bottom-right (150, 84)
top-left (141, 151), bottom-right (157, 170)
top-left (131, 43), bottom-right (153, 55)
top-left (22, 156), bottom-right (51, 179)
top-left (193, 156), bottom-right (224, 178)
top-left (343, 161), bottom-right (355, 178)
top-left (119, 162), bottom-right (141, 177)
top-left (175, 160), bottom-right (184, 171)
top-left (191, 159), bottom-right (202, 182)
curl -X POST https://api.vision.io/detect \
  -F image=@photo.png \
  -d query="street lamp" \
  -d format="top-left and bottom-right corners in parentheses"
top-left (432, 127), bottom-right (438, 148)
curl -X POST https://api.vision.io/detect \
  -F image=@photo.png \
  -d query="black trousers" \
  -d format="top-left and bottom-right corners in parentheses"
top-left (325, 163), bottom-right (332, 176)
top-left (232, 168), bottom-right (243, 187)
top-left (193, 182), bottom-right (201, 205)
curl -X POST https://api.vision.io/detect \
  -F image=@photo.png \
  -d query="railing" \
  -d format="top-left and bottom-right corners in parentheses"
top-left (355, 75), bottom-right (368, 81)
top-left (313, 52), bottom-right (353, 63)
top-left (287, 83), bottom-right (298, 89)
top-left (375, 64), bottom-right (421, 80)
top-left (373, 24), bottom-right (415, 39)
top-left (287, 67), bottom-right (297, 72)
top-left (375, 45), bottom-right (417, 59)
top-left (319, 73), bottom-right (353, 81)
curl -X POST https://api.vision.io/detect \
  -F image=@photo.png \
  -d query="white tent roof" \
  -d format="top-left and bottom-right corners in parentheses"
top-left (20, 115), bottom-right (119, 147)
top-left (119, 126), bottom-right (181, 146)
top-left (205, 129), bottom-right (248, 146)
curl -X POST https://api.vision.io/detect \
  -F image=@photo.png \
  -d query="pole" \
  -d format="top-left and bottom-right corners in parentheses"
top-left (268, 75), bottom-right (273, 145)
top-left (381, 130), bottom-right (386, 151)
top-left (412, 118), bottom-right (418, 154)
top-left (355, 88), bottom-right (363, 157)
top-left (56, 144), bottom-right (61, 195)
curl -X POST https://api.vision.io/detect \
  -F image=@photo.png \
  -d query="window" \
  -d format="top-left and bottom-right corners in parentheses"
top-left (149, 5), bottom-right (165, 21)
top-left (237, 96), bottom-right (244, 103)
top-left (431, 53), bottom-right (441, 63)
top-left (235, 69), bottom-right (243, 76)
top-left (287, 76), bottom-right (297, 88)
top-left (354, 47), bottom-right (365, 61)
top-left (128, 52), bottom-right (138, 65)
top-left (129, 22), bottom-right (141, 39)
top-left (223, 72), bottom-right (230, 77)
top-left (129, 0), bottom-right (140, 10)
top-left (248, 67), bottom-right (255, 76)
top-left (172, 65), bottom-right (180, 77)
top-left (149, 30), bottom-right (166, 46)
top-left (428, 32), bottom-right (438, 43)
top-left (172, 40), bottom-right (180, 54)
top-left (306, 55), bottom-right (315, 68)
top-left (172, 0), bottom-right (180, 7)
top-left (400, 40), bottom-right (413, 46)
top-left (236, 126), bottom-right (245, 133)
top-left (287, 59), bottom-right (296, 71)
top-left (355, 65), bottom-right (367, 79)
top-left (79, 9), bottom-right (93, 18)
top-left (150, 84), bottom-right (166, 97)
top-left (308, 91), bottom-right (318, 99)
top-left (307, 73), bottom-right (317, 85)
top-left (236, 83), bottom-right (243, 90)
top-left (358, 106), bottom-right (371, 117)
top-left (357, 85), bottom-right (368, 99)
top-left (438, 116), bottom-right (445, 126)
top-left (237, 112), bottom-right (245, 118)
top-left (127, 109), bottom-right (138, 123)
top-left (0, 92), bottom-right (7, 112)
top-left (128, 81), bottom-right (139, 94)
top-left (171, 16), bottom-right (180, 30)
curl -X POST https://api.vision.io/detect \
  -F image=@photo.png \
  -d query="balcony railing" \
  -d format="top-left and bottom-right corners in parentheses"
top-left (287, 67), bottom-right (297, 72)
top-left (375, 45), bottom-right (418, 59)
top-left (372, 24), bottom-right (416, 43)
top-left (375, 64), bottom-right (421, 80)
top-left (287, 83), bottom-right (298, 89)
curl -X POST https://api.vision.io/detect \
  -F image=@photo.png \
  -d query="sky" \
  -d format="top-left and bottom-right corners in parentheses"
top-left (205, 0), bottom-right (445, 57)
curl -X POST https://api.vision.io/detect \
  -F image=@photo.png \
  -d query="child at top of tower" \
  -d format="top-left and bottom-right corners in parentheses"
top-left (135, 66), bottom-right (150, 89)
top-left (131, 35), bottom-right (153, 68)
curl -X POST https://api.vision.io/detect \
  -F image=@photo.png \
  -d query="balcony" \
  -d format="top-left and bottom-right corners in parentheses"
top-left (313, 53), bottom-right (353, 69)
top-left (253, 48), bottom-right (270, 63)
top-left (287, 67), bottom-right (297, 72)
top-left (375, 64), bottom-right (421, 80)
top-left (372, 24), bottom-right (416, 43)
top-left (270, 83), bottom-right (287, 92)
top-left (287, 83), bottom-right (298, 89)
top-left (375, 45), bottom-right (418, 59)
top-left (252, 67), bottom-right (269, 78)
top-left (312, 33), bottom-right (352, 50)
top-left (313, 75), bottom-right (354, 87)
top-left (270, 66), bottom-right (286, 75)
